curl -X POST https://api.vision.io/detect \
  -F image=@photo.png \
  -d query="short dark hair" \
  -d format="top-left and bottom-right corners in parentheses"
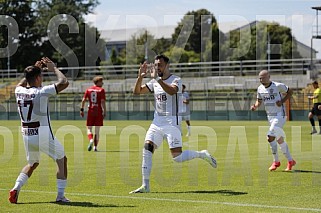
top-left (155, 54), bottom-right (169, 63)
top-left (182, 84), bottom-right (186, 89)
top-left (24, 65), bottom-right (42, 83)
top-left (312, 81), bottom-right (318, 85)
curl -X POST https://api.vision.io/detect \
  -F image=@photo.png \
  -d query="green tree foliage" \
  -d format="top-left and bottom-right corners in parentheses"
top-left (116, 30), bottom-right (172, 65)
top-left (221, 21), bottom-right (301, 61)
top-left (0, 1), bottom-right (39, 71)
top-left (171, 8), bottom-right (225, 62)
top-left (0, 0), bottom-right (102, 71)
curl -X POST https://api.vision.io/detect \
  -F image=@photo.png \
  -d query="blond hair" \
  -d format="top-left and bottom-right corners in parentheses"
top-left (93, 76), bottom-right (103, 85)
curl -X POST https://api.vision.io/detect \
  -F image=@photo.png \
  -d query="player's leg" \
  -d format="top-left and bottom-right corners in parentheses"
top-left (273, 117), bottom-right (296, 171)
top-left (186, 119), bottom-right (191, 136)
top-left (308, 109), bottom-right (317, 134)
top-left (87, 126), bottom-right (94, 151)
top-left (130, 124), bottom-right (162, 194)
top-left (316, 110), bottom-right (321, 134)
top-left (9, 135), bottom-right (40, 204)
top-left (93, 126), bottom-right (101, 151)
top-left (9, 163), bottom-right (39, 204)
top-left (52, 138), bottom-right (69, 202)
top-left (56, 156), bottom-right (69, 202)
top-left (267, 134), bottom-right (280, 171)
top-left (167, 126), bottom-right (217, 168)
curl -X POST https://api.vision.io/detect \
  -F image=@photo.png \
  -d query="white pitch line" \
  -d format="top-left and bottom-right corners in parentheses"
top-left (1, 188), bottom-right (321, 212)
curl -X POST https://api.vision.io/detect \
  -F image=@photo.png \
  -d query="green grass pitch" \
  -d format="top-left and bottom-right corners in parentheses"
top-left (1, 120), bottom-right (321, 212)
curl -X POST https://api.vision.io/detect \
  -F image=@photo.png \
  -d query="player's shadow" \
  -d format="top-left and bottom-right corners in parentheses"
top-left (155, 189), bottom-right (247, 196)
top-left (293, 169), bottom-right (321, 174)
top-left (19, 201), bottom-right (135, 208)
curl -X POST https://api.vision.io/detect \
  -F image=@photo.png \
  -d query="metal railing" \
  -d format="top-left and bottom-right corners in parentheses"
top-left (2, 58), bottom-right (314, 82)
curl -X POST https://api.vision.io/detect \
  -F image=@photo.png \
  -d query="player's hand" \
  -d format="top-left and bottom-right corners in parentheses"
top-left (250, 105), bottom-right (256, 111)
top-left (102, 112), bottom-right (106, 118)
top-left (149, 63), bottom-right (157, 79)
top-left (34, 60), bottom-right (43, 68)
top-left (138, 62), bottom-right (148, 78)
top-left (80, 111), bottom-right (84, 117)
top-left (41, 57), bottom-right (56, 72)
top-left (276, 100), bottom-right (282, 107)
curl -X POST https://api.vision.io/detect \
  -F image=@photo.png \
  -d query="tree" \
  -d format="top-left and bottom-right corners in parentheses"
top-left (117, 30), bottom-right (159, 65)
top-left (0, 0), bottom-right (102, 71)
top-left (221, 21), bottom-right (301, 61)
top-left (0, 1), bottom-right (40, 71)
top-left (35, 0), bottom-right (103, 68)
top-left (171, 8), bottom-right (224, 62)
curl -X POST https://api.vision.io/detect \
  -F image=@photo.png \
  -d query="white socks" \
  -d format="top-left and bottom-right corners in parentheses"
top-left (57, 179), bottom-right (67, 198)
top-left (270, 141), bottom-right (279, 162)
top-left (173, 150), bottom-right (200, 162)
top-left (279, 142), bottom-right (292, 161)
top-left (142, 149), bottom-right (152, 189)
top-left (270, 140), bottom-right (293, 162)
top-left (13, 173), bottom-right (28, 191)
top-left (187, 126), bottom-right (191, 135)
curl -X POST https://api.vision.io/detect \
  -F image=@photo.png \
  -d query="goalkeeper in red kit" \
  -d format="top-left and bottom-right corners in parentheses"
top-left (80, 76), bottom-right (106, 151)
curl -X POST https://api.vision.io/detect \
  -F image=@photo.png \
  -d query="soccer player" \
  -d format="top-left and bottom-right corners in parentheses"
top-left (9, 57), bottom-right (69, 203)
top-left (182, 84), bottom-right (191, 136)
top-left (130, 54), bottom-right (217, 194)
top-left (250, 70), bottom-right (296, 171)
top-left (80, 76), bottom-right (106, 152)
top-left (307, 81), bottom-right (321, 134)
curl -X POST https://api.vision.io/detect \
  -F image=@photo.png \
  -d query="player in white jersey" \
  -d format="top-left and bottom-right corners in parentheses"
top-left (9, 57), bottom-right (69, 204)
top-left (130, 54), bottom-right (217, 194)
top-left (182, 84), bottom-right (191, 136)
top-left (251, 70), bottom-right (296, 171)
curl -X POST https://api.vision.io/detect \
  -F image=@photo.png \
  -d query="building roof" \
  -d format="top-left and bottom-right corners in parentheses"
top-left (100, 25), bottom-right (176, 42)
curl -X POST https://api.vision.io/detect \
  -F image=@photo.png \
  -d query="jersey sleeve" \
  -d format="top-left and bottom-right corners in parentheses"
top-left (40, 84), bottom-right (57, 96)
top-left (172, 77), bottom-right (182, 93)
top-left (257, 87), bottom-right (262, 100)
top-left (276, 82), bottom-right (289, 93)
top-left (101, 88), bottom-right (106, 100)
top-left (145, 80), bottom-right (155, 92)
top-left (83, 89), bottom-right (89, 99)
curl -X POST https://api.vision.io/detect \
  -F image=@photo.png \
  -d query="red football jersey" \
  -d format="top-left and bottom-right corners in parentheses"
top-left (84, 86), bottom-right (106, 112)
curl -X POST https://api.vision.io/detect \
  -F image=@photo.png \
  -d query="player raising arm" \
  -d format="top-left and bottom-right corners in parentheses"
top-left (9, 57), bottom-right (70, 203)
top-left (130, 54), bottom-right (217, 194)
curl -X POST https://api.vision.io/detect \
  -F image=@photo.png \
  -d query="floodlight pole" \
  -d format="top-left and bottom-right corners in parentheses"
top-left (311, 6), bottom-right (321, 70)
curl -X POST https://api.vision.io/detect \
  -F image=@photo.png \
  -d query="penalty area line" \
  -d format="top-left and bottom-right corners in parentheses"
top-left (1, 188), bottom-right (321, 212)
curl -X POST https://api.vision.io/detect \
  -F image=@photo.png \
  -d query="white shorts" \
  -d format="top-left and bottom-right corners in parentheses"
top-left (267, 116), bottom-right (286, 140)
top-left (22, 126), bottom-right (65, 165)
top-left (182, 115), bottom-right (190, 121)
top-left (145, 123), bottom-right (182, 149)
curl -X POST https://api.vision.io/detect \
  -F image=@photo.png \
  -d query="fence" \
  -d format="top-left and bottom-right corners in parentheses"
top-left (1, 58), bottom-right (317, 82)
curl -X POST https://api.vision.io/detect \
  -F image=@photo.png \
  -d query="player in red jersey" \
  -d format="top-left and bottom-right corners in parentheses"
top-left (80, 76), bottom-right (106, 151)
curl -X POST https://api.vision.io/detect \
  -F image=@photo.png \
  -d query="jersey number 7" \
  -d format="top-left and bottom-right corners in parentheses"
top-left (18, 100), bottom-right (33, 122)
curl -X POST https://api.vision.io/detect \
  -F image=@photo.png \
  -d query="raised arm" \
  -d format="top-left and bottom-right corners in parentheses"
top-left (16, 77), bottom-right (27, 87)
top-left (41, 57), bottom-right (69, 93)
top-left (133, 62), bottom-right (150, 95)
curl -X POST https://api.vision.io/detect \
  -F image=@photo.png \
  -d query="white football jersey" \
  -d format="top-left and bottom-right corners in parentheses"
top-left (182, 91), bottom-right (190, 115)
top-left (146, 74), bottom-right (182, 126)
top-left (257, 81), bottom-right (288, 117)
top-left (15, 84), bottom-right (57, 128)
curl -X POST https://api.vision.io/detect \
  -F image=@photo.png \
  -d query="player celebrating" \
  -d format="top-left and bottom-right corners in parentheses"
top-left (80, 76), bottom-right (106, 152)
top-left (130, 54), bottom-right (217, 194)
top-left (251, 70), bottom-right (296, 171)
top-left (9, 57), bottom-right (69, 203)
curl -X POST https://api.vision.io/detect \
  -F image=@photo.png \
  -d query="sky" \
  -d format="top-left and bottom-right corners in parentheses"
top-left (84, 0), bottom-right (321, 58)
